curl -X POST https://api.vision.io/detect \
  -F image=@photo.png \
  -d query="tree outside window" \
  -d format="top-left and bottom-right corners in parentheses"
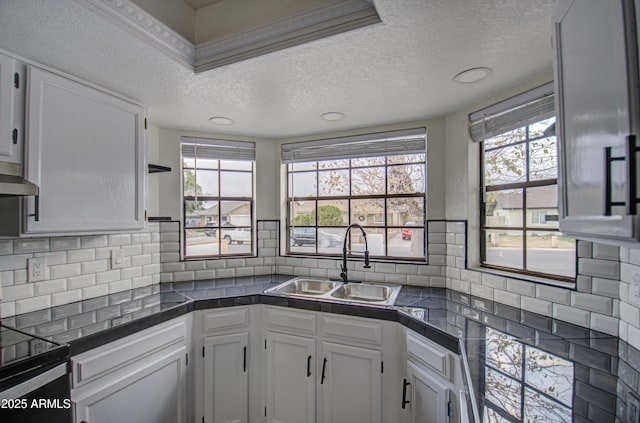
top-left (481, 117), bottom-right (576, 280)
top-left (287, 154), bottom-right (426, 259)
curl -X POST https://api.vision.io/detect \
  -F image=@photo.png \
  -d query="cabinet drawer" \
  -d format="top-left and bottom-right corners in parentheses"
top-left (321, 315), bottom-right (382, 346)
top-left (407, 331), bottom-right (451, 380)
top-left (265, 306), bottom-right (316, 336)
top-left (72, 317), bottom-right (186, 387)
top-left (202, 307), bottom-right (249, 333)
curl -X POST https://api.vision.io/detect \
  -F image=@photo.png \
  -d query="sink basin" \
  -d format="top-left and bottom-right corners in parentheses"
top-left (265, 277), bottom-right (401, 306)
top-left (330, 284), bottom-right (398, 303)
top-left (275, 278), bottom-right (341, 296)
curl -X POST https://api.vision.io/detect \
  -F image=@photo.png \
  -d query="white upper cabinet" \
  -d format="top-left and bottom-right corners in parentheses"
top-left (553, 0), bottom-right (640, 243)
top-left (0, 53), bottom-right (21, 166)
top-left (22, 66), bottom-right (145, 234)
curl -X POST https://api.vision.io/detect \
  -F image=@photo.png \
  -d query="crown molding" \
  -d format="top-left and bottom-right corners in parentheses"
top-left (76, 0), bottom-right (380, 73)
top-left (194, 0), bottom-right (381, 73)
top-left (76, 0), bottom-right (195, 68)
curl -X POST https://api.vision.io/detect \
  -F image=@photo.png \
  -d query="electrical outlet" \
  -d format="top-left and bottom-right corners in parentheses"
top-left (628, 393), bottom-right (640, 423)
top-left (28, 257), bottom-right (46, 282)
top-left (111, 249), bottom-right (124, 269)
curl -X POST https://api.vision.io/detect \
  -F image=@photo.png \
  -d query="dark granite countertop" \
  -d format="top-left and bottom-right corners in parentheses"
top-left (0, 274), bottom-right (630, 422)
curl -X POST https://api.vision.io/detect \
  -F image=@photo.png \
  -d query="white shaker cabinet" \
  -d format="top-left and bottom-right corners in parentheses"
top-left (71, 317), bottom-right (190, 423)
top-left (318, 341), bottom-right (382, 423)
top-left (265, 331), bottom-right (316, 423)
top-left (403, 330), bottom-right (458, 423)
top-left (553, 0), bottom-right (640, 242)
top-left (0, 53), bottom-right (22, 166)
top-left (195, 306), bottom-right (260, 423)
top-left (404, 361), bottom-right (451, 423)
top-left (19, 66), bottom-right (145, 235)
top-left (203, 332), bottom-right (249, 423)
top-left (263, 307), bottom-right (389, 423)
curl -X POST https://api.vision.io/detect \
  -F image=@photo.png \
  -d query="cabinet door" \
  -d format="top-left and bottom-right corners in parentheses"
top-left (74, 345), bottom-right (187, 423)
top-left (265, 331), bottom-right (315, 423)
top-left (25, 66), bottom-right (145, 234)
top-left (0, 53), bottom-right (19, 165)
top-left (203, 332), bottom-right (249, 423)
top-left (405, 361), bottom-right (450, 423)
top-left (553, 0), bottom-right (640, 240)
top-left (319, 341), bottom-right (382, 423)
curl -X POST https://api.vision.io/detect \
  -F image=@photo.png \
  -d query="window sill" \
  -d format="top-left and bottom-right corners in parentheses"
top-left (184, 254), bottom-right (257, 261)
top-left (475, 265), bottom-right (576, 289)
top-left (283, 252), bottom-right (428, 265)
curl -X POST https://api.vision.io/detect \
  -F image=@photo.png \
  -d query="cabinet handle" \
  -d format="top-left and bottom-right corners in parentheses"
top-left (320, 357), bottom-right (327, 384)
top-left (28, 195), bottom-right (40, 221)
top-left (12, 128), bottom-right (17, 145)
top-left (604, 136), bottom-right (640, 216)
top-left (307, 355), bottom-right (312, 377)
top-left (627, 135), bottom-right (639, 215)
top-left (604, 146), bottom-right (626, 215)
top-left (402, 378), bottom-right (410, 409)
top-left (243, 346), bottom-right (247, 373)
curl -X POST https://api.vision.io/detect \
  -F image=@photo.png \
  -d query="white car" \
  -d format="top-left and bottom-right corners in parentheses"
top-left (220, 225), bottom-right (251, 245)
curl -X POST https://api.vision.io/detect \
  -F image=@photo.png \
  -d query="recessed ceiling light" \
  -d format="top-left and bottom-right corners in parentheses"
top-left (453, 67), bottom-right (492, 85)
top-left (209, 116), bottom-right (234, 125)
top-left (321, 112), bottom-right (345, 121)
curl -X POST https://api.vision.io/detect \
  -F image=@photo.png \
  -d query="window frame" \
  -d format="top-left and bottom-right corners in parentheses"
top-left (182, 156), bottom-right (256, 260)
top-left (479, 118), bottom-right (576, 283)
top-left (286, 155), bottom-right (427, 261)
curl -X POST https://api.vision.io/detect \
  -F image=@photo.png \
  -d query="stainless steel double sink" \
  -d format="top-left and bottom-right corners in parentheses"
top-left (265, 277), bottom-right (402, 306)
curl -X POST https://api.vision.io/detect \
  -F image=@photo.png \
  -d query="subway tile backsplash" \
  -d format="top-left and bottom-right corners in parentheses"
top-left (3, 218), bottom-right (640, 353)
top-left (0, 223), bottom-right (161, 318)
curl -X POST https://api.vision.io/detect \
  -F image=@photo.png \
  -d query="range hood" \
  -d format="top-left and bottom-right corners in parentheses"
top-left (0, 161), bottom-right (38, 196)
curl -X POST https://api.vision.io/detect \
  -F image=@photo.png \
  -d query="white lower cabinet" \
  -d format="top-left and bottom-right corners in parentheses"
top-left (404, 361), bottom-right (450, 423)
top-left (318, 341), bottom-right (382, 423)
top-left (70, 305), bottom-right (465, 423)
top-left (203, 332), bottom-right (249, 423)
top-left (402, 330), bottom-right (462, 423)
top-left (74, 346), bottom-right (187, 423)
top-left (71, 316), bottom-right (190, 423)
top-left (195, 306), bottom-right (260, 423)
top-left (265, 331), bottom-right (315, 423)
top-left (264, 307), bottom-right (392, 423)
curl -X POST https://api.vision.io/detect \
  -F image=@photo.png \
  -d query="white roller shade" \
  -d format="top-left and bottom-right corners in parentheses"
top-left (469, 83), bottom-right (555, 143)
top-left (181, 137), bottom-right (255, 161)
top-left (281, 128), bottom-right (426, 163)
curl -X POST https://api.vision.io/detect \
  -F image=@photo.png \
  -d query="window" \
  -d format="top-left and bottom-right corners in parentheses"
top-left (181, 137), bottom-right (255, 259)
top-left (473, 83), bottom-right (576, 281)
top-left (282, 128), bottom-right (426, 260)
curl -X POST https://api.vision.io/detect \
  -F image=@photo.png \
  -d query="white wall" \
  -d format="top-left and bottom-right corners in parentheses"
top-left (152, 126), bottom-right (279, 221)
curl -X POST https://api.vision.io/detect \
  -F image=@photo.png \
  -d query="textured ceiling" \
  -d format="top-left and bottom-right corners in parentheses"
top-left (0, 0), bottom-right (555, 139)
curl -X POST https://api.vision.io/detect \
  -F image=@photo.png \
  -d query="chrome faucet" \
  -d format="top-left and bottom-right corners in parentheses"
top-left (340, 224), bottom-right (371, 282)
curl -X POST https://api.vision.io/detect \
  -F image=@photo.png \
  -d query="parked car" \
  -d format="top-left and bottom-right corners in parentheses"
top-left (291, 228), bottom-right (342, 247)
top-left (292, 228), bottom-right (315, 246)
top-left (220, 224), bottom-right (251, 244)
top-left (204, 222), bottom-right (218, 237)
top-left (402, 222), bottom-right (414, 240)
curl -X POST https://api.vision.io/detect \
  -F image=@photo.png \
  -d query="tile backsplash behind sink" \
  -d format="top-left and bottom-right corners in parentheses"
top-left (3, 219), bottom-right (640, 353)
